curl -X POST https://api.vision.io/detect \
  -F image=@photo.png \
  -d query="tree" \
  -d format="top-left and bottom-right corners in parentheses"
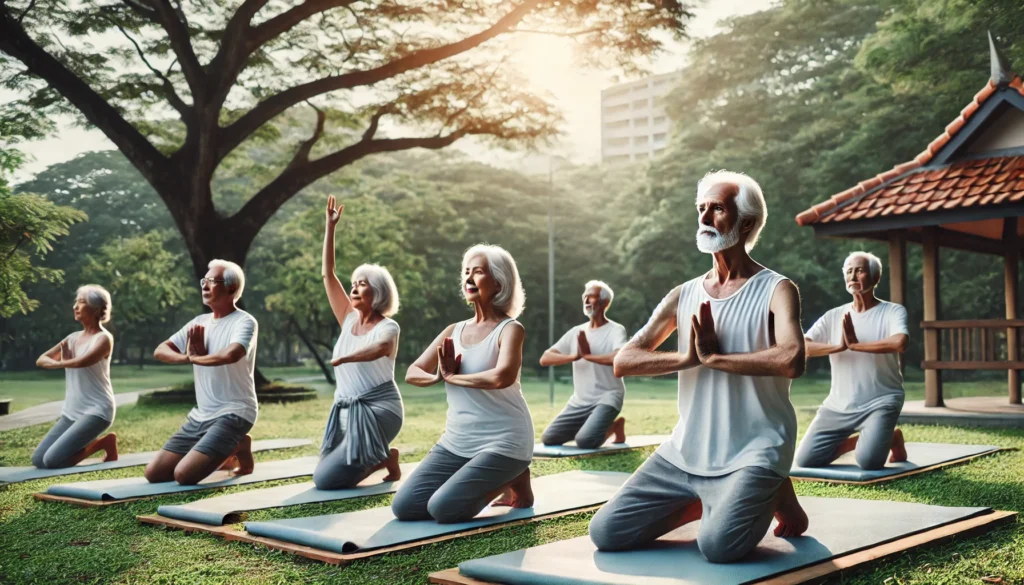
top-left (0, 0), bottom-right (691, 287)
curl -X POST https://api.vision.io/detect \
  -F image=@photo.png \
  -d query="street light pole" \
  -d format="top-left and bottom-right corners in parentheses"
top-left (548, 157), bottom-right (556, 407)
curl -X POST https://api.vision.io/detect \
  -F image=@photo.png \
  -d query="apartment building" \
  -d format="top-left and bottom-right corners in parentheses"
top-left (600, 70), bottom-right (682, 164)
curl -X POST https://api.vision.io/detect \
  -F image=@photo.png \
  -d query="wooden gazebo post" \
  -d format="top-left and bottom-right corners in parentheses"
top-left (922, 227), bottom-right (943, 407)
top-left (1005, 218), bottom-right (1021, 404)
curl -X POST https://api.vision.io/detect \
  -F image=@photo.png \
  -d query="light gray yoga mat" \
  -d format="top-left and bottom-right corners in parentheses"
top-left (457, 497), bottom-right (992, 585)
top-left (157, 462), bottom-right (419, 525)
top-left (534, 435), bottom-right (669, 458)
top-left (0, 438), bottom-right (311, 485)
top-left (245, 470), bottom-right (628, 553)
top-left (790, 442), bottom-right (1002, 482)
top-left (45, 456), bottom-right (319, 501)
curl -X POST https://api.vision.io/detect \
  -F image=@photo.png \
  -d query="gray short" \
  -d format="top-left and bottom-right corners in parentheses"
top-left (162, 414), bottom-right (253, 460)
top-left (541, 402), bottom-right (620, 449)
top-left (795, 402), bottom-right (901, 470)
top-left (32, 415), bottom-right (111, 469)
top-left (391, 444), bottom-right (530, 524)
top-left (589, 453), bottom-right (784, 563)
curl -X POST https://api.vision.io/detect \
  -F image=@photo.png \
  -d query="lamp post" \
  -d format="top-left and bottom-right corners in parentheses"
top-left (547, 156), bottom-right (556, 407)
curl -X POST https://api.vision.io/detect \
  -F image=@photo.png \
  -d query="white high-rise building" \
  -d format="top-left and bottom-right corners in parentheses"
top-left (600, 70), bottom-right (682, 164)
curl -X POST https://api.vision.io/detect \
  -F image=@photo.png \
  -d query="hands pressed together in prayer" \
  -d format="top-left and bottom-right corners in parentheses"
top-left (575, 330), bottom-right (592, 360)
top-left (690, 301), bottom-right (720, 365)
top-left (437, 337), bottom-right (462, 383)
top-left (186, 324), bottom-right (207, 361)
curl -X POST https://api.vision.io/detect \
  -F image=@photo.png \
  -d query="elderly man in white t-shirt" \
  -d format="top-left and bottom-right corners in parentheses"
top-left (539, 280), bottom-right (628, 449)
top-left (796, 251), bottom-right (909, 471)
top-left (590, 170), bottom-right (808, 563)
top-left (146, 259), bottom-right (259, 485)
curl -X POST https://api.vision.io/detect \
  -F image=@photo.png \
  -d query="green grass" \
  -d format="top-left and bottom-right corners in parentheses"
top-left (0, 375), bottom-right (1021, 584)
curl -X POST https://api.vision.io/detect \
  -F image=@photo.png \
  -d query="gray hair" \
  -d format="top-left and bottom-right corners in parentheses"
top-left (843, 251), bottom-right (883, 284)
top-left (583, 280), bottom-right (614, 309)
top-left (352, 263), bottom-right (400, 318)
top-left (208, 259), bottom-right (245, 301)
top-left (696, 170), bottom-right (768, 251)
top-left (461, 243), bottom-right (526, 319)
top-left (77, 284), bottom-right (112, 324)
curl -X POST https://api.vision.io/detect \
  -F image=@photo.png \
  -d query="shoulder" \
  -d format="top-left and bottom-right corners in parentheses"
top-left (882, 301), bottom-right (907, 315)
top-left (379, 318), bottom-right (400, 335)
top-left (498, 320), bottom-right (525, 341)
top-left (608, 320), bottom-right (627, 332)
top-left (769, 278), bottom-right (800, 300)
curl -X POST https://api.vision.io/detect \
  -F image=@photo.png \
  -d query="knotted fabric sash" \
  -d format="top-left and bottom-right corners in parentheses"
top-left (321, 380), bottom-right (401, 466)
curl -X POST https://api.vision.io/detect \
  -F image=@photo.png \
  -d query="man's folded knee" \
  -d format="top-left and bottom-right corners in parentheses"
top-left (173, 467), bottom-right (201, 486)
top-left (32, 451), bottom-right (49, 469)
top-left (574, 434), bottom-right (604, 450)
top-left (540, 430), bottom-right (564, 446)
top-left (588, 513), bottom-right (628, 551)
top-left (855, 451), bottom-right (886, 470)
top-left (698, 534), bottom-right (752, 564)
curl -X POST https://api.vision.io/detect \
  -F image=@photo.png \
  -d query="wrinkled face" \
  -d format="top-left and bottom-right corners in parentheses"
top-left (695, 183), bottom-right (745, 254)
top-left (582, 286), bottom-right (606, 318)
top-left (201, 266), bottom-right (232, 307)
top-left (844, 256), bottom-right (876, 294)
top-left (462, 254), bottom-right (499, 306)
top-left (349, 274), bottom-right (376, 313)
top-left (72, 294), bottom-right (98, 324)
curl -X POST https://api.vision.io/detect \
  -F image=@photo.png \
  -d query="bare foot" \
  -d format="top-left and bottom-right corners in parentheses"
top-left (99, 433), bottom-right (118, 462)
top-left (491, 469), bottom-right (534, 509)
top-left (610, 417), bottom-right (626, 444)
top-left (888, 428), bottom-right (907, 463)
top-left (218, 456), bottom-right (239, 470)
top-left (381, 448), bottom-right (401, 482)
top-left (232, 434), bottom-right (254, 476)
top-left (773, 477), bottom-right (808, 538)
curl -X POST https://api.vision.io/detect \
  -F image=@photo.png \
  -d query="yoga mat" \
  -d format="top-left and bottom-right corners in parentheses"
top-left (244, 470), bottom-right (628, 554)
top-left (533, 435), bottom-right (669, 458)
top-left (154, 462), bottom-right (419, 526)
top-left (790, 442), bottom-right (1006, 484)
top-left (452, 497), bottom-right (1000, 585)
top-left (0, 438), bottom-right (311, 485)
top-left (43, 456), bottom-right (319, 501)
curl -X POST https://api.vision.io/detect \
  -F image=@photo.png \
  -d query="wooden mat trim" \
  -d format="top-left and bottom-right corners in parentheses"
top-left (137, 514), bottom-right (242, 536)
top-left (428, 510), bottom-right (1016, 585)
top-left (791, 447), bottom-right (1016, 485)
top-left (33, 492), bottom-right (141, 507)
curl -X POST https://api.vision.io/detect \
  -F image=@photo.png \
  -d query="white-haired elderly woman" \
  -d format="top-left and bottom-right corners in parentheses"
top-left (148, 258), bottom-right (259, 485)
top-left (539, 280), bottom-right (629, 449)
top-left (311, 195), bottom-right (404, 489)
top-left (393, 243), bottom-right (534, 523)
top-left (797, 250), bottom-right (910, 471)
top-left (32, 285), bottom-right (119, 468)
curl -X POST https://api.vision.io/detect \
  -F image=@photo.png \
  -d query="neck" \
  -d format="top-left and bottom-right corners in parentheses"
top-left (472, 301), bottom-right (503, 323)
top-left (210, 301), bottom-right (237, 319)
top-left (709, 245), bottom-right (757, 283)
top-left (80, 321), bottom-right (102, 334)
top-left (589, 312), bottom-right (608, 328)
top-left (358, 309), bottom-right (383, 325)
top-left (850, 290), bottom-right (880, 312)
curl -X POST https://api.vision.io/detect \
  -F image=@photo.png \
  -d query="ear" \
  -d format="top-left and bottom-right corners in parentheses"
top-left (739, 217), bottom-right (755, 235)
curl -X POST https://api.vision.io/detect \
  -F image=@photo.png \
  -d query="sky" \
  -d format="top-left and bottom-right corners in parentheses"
top-left (5, 0), bottom-right (774, 181)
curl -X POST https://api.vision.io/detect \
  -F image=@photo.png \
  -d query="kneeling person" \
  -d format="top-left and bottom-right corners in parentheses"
top-left (540, 280), bottom-right (627, 449)
top-left (146, 260), bottom-right (259, 485)
top-left (797, 251), bottom-right (909, 471)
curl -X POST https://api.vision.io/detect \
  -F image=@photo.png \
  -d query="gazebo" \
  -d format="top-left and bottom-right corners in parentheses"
top-left (795, 34), bottom-right (1024, 411)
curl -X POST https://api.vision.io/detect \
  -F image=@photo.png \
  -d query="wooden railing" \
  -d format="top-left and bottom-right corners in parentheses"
top-left (920, 319), bottom-right (1024, 370)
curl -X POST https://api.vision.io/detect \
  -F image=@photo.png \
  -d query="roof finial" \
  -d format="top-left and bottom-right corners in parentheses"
top-left (989, 30), bottom-right (1013, 86)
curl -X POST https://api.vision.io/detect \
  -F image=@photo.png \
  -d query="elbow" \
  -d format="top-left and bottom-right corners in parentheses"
top-left (896, 336), bottom-right (909, 353)
top-left (494, 372), bottom-right (518, 389)
top-left (612, 353), bottom-right (629, 378)
top-left (783, 349), bottom-right (806, 379)
top-left (35, 356), bottom-right (46, 368)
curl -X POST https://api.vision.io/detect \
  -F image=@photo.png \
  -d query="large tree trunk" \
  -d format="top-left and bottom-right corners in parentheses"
top-left (289, 317), bottom-right (335, 386)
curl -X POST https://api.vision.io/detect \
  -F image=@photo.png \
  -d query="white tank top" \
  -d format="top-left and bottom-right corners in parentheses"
top-left (437, 319), bottom-right (535, 461)
top-left (332, 312), bottom-right (401, 402)
top-left (655, 269), bottom-right (797, 477)
top-left (61, 331), bottom-right (116, 423)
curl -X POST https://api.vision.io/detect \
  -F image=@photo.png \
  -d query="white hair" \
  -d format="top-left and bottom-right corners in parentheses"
top-left (696, 170), bottom-right (768, 251)
top-left (352, 263), bottom-right (400, 318)
top-left (76, 284), bottom-right (112, 324)
top-left (208, 259), bottom-right (245, 301)
top-left (583, 280), bottom-right (614, 309)
top-left (843, 251), bottom-right (883, 284)
top-left (461, 243), bottom-right (526, 319)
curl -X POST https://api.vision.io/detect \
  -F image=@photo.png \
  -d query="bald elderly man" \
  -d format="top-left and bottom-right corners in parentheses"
top-left (539, 281), bottom-right (628, 449)
top-left (796, 251), bottom-right (909, 471)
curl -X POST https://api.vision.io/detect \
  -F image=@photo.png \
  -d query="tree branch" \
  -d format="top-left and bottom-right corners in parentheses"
top-left (148, 0), bottom-right (205, 97)
top-left (284, 102), bottom-right (326, 171)
top-left (106, 16), bottom-right (191, 120)
top-left (119, 0), bottom-right (158, 21)
top-left (15, 0), bottom-right (37, 23)
top-left (217, 0), bottom-right (541, 162)
top-left (249, 0), bottom-right (358, 50)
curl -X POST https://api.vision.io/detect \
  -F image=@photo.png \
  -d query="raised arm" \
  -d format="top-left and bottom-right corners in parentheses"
top-left (442, 322), bottom-right (525, 390)
top-left (695, 280), bottom-right (806, 379)
top-left (322, 195), bottom-right (354, 327)
top-left (405, 323), bottom-right (457, 387)
top-left (613, 286), bottom-right (697, 378)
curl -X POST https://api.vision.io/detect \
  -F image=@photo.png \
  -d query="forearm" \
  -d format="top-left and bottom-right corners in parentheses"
top-left (704, 345), bottom-right (805, 378)
top-left (446, 368), bottom-right (516, 390)
top-left (613, 347), bottom-right (695, 378)
top-left (583, 351), bottom-right (617, 366)
top-left (322, 225), bottom-right (337, 278)
top-left (336, 344), bottom-right (391, 364)
top-left (189, 349), bottom-right (242, 367)
top-left (539, 350), bottom-right (577, 367)
top-left (405, 365), bottom-right (441, 387)
top-left (806, 341), bottom-right (844, 358)
top-left (849, 339), bottom-right (906, 354)
top-left (153, 345), bottom-right (190, 365)
top-left (36, 356), bottom-right (62, 369)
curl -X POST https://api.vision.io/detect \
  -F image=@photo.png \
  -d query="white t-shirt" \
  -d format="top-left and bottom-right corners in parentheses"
top-left (61, 331), bottom-right (116, 423)
top-left (806, 301), bottom-right (908, 413)
top-left (333, 312), bottom-right (401, 402)
top-left (656, 269), bottom-right (798, 478)
top-left (553, 321), bottom-right (628, 410)
top-left (170, 309), bottom-right (259, 424)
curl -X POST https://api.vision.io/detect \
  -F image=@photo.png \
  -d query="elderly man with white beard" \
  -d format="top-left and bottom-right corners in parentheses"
top-left (538, 281), bottom-right (628, 449)
top-left (795, 252), bottom-right (909, 471)
top-left (589, 170), bottom-right (808, 563)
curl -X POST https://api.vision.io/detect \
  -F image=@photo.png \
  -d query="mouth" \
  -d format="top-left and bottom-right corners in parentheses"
top-left (465, 283), bottom-right (479, 294)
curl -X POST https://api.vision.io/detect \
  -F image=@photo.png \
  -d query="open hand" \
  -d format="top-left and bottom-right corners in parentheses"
top-left (330, 355), bottom-right (346, 367)
top-left (576, 330), bottom-right (592, 359)
top-left (437, 337), bottom-right (462, 382)
top-left (690, 301), bottom-right (719, 363)
top-left (60, 339), bottom-right (73, 361)
top-left (326, 195), bottom-right (344, 228)
top-left (187, 325), bottom-right (207, 358)
top-left (842, 313), bottom-right (859, 348)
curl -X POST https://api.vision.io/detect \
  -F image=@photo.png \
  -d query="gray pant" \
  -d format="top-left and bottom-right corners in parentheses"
top-left (313, 408), bottom-right (403, 490)
top-left (32, 415), bottom-right (110, 469)
top-left (589, 453), bottom-right (783, 563)
top-left (391, 444), bottom-right (530, 524)
top-left (541, 402), bottom-right (620, 449)
top-left (795, 403), bottom-right (901, 470)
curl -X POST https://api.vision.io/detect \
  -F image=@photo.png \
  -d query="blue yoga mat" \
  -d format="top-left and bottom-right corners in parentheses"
top-left (457, 497), bottom-right (993, 585)
top-left (156, 462), bottom-right (419, 525)
top-left (245, 470), bottom-right (629, 553)
top-left (790, 442), bottom-right (1003, 482)
top-left (0, 438), bottom-right (311, 485)
top-left (45, 456), bottom-right (319, 501)
top-left (533, 435), bottom-right (669, 458)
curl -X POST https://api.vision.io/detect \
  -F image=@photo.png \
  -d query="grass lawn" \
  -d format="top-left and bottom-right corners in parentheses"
top-left (0, 374), bottom-right (1021, 584)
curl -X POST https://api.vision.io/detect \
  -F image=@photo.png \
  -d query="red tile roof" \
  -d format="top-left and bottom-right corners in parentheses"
top-left (796, 77), bottom-right (1024, 226)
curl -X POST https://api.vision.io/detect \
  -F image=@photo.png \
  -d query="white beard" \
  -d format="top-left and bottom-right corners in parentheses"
top-left (583, 306), bottom-right (594, 318)
top-left (696, 224), bottom-right (741, 254)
